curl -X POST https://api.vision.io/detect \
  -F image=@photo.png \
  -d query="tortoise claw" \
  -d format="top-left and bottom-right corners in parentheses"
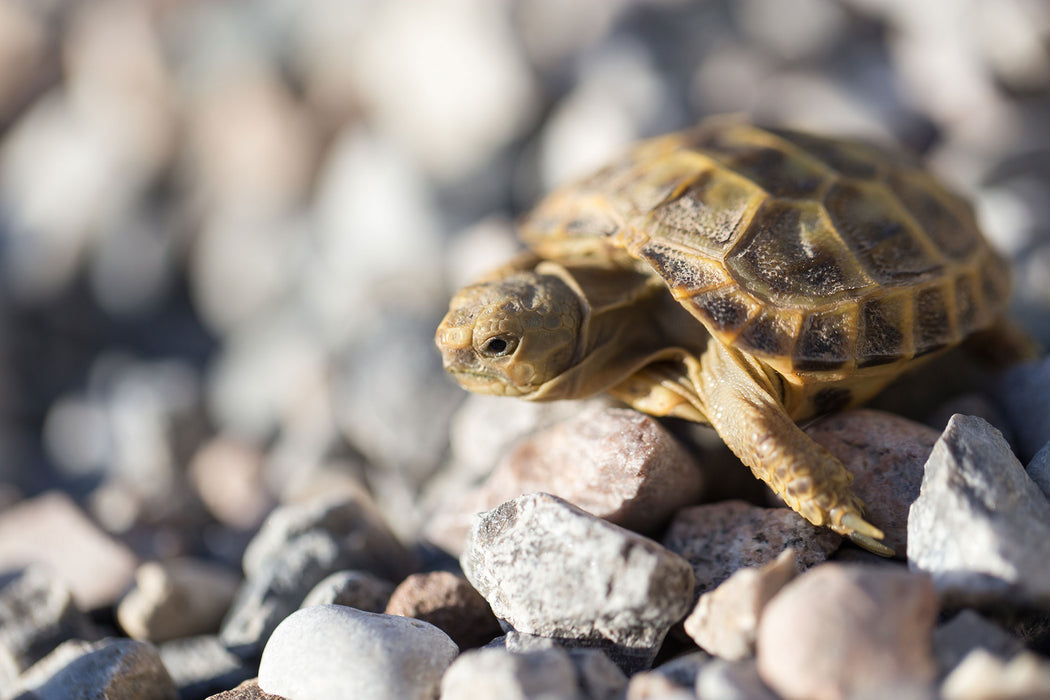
top-left (840, 513), bottom-right (895, 557)
top-left (848, 531), bottom-right (896, 558)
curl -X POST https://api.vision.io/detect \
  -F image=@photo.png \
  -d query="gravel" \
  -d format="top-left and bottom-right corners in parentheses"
top-left (0, 1), bottom-right (1047, 697)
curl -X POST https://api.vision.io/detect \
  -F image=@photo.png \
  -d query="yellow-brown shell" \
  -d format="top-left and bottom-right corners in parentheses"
top-left (520, 119), bottom-right (1010, 378)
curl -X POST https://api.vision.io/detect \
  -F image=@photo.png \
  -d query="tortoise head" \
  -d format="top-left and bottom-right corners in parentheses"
top-left (435, 272), bottom-right (583, 397)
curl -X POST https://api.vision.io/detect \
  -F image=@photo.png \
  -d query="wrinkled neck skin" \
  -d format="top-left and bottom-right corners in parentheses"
top-left (523, 260), bottom-right (714, 402)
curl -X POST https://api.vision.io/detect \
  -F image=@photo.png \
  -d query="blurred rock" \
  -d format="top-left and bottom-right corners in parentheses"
top-left (204, 678), bottom-right (282, 700)
top-left (908, 414), bottom-right (1050, 608)
top-left (941, 649), bottom-right (1050, 700)
top-left (806, 409), bottom-right (940, 555)
top-left (440, 647), bottom-right (581, 700)
top-left (462, 493), bottom-right (694, 673)
top-left (662, 501), bottom-right (840, 597)
top-left (188, 437), bottom-right (274, 531)
top-left (159, 635), bottom-right (255, 700)
top-left (29, 637), bottom-right (177, 700)
top-left (996, 356), bottom-right (1050, 461)
top-left (300, 570), bottom-right (394, 612)
top-left (756, 563), bottom-right (938, 700)
top-left (731, 0), bottom-right (849, 62)
top-left (0, 492), bottom-right (137, 609)
top-left (933, 609), bottom-right (1024, 677)
top-left (1028, 441), bottom-right (1050, 499)
top-left (0, 0), bottom-right (48, 122)
top-left (695, 658), bottom-right (781, 700)
top-left (384, 571), bottom-right (501, 650)
top-left (117, 558), bottom-right (240, 643)
top-left (624, 651), bottom-right (709, 700)
top-left (257, 605), bottom-right (458, 700)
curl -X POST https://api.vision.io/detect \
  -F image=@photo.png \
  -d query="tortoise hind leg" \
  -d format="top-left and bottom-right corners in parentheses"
top-left (694, 343), bottom-right (894, 557)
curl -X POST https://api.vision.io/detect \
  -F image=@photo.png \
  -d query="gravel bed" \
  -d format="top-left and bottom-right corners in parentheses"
top-left (0, 1), bottom-right (1048, 699)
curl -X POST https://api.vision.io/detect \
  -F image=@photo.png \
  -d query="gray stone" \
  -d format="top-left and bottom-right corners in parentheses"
top-left (31, 638), bottom-right (177, 700)
top-left (684, 548), bottom-right (798, 660)
top-left (257, 605), bottom-right (458, 700)
top-left (158, 635), bottom-right (254, 700)
top-left (384, 571), bottom-right (501, 650)
top-left (662, 501), bottom-right (840, 597)
top-left (907, 414), bottom-right (1050, 607)
top-left (625, 651), bottom-right (710, 699)
top-left (300, 570), bottom-right (394, 612)
top-left (695, 658), bottom-right (780, 700)
top-left (807, 409), bottom-right (940, 555)
top-left (440, 647), bottom-right (581, 700)
top-left (996, 357), bottom-right (1050, 461)
top-left (463, 493), bottom-right (694, 672)
top-left (932, 610), bottom-right (1024, 677)
top-left (0, 566), bottom-right (99, 688)
top-left (7, 639), bottom-right (96, 699)
top-left (118, 559), bottom-right (240, 643)
top-left (756, 563), bottom-right (938, 700)
top-left (568, 648), bottom-right (628, 700)
top-left (1027, 441), bottom-right (1050, 499)
top-left (941, 649), bottom-right (1050, 700)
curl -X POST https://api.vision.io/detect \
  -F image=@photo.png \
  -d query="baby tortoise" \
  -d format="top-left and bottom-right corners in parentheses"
top-left (436, 118), bottom-right (1014, 556)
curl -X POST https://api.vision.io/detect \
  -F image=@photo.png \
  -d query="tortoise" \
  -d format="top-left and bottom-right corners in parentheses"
top-left (435, 117), bottom-right (1014, 556)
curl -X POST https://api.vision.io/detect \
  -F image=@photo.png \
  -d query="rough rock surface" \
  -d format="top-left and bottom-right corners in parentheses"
top-left (807, 409), bottom-right (940, 555)
top-left (384, 571), bottom-right (501, 650)
top-left (908, 414), bottom-right (1050, 607)
top-left (257, 604), bottom-right (458, 700)
top-left (756, 563), bottom-right (938, 700)
top-left (202, 678), bottom-right (283, 699)
top-left (462, 493), bottom-right (694, 672)
top-left (662, 501), bottom-right (840, 596)
top-left (684, 548), bottom-right (798, 660)
top-left (299, 570), bottom-right (394, 612)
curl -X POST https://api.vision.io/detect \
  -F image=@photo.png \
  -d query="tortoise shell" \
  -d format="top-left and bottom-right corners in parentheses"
top-left (520, 119), bottom-right (1010, 377)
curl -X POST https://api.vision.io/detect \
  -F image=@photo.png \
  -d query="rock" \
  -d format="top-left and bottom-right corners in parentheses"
top-left (384, 571), bottom-right (502, 650)
top-left (462, 493), bottom-right (694, 672)
top-left (996, 357), bottom-right (1050, 461)
top-left (158, 635), bottom-right (255, 700)
top-left (188, 438), bottom-right (274, 531)
top-left (683, 548), bottom-right (798, 660)
top-left (0, 492), bottom-right (137, 609)
top-left (1027, 441), bottom-right (1050, 499)
top-left (204, 678), bottom-right (283, 700)
top-left (0, 566), bottom-right (99, 687)
top-left (695, 658), bottom-right (781, 700)
top-left (430, 407), bottom-right (704, 556)
top-left (932, 610), bottom-right (1024, 677)
top-left (30, 638), bottom-right (177, 700)
top-left (662, 501), bottom-right (840, 597)
top-left (756, 563), bottom-right (938, 700)
top-left (300, 570), bottom-right (394, 612)
top-left (807, 409), bottom-right (941, 555)
top-left (907, 414), bottom-right (1050, 607)
top-left (118, 559), bottom-right (240, 643)
top-left (569, 648), bottom-right (628, 700)
top-left (7, 639), bottom-right (96, 699)
top-left (624, 651), bottom-right (710, 699)
top-left (941, 649), bottom-right (1050, 700)
top-left (440, 647), bottom-right (581, 700)
top-left (257, 605), bottom-right (458, 700)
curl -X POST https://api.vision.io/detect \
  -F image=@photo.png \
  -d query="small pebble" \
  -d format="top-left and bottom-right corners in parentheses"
top-left (941, 648), bottom-right (1050, 700)
top-left (996, 357), bottom-right (1050, 461)
top-left (806, 409), bottom-right (940, 554)
top-left (300, 570), bottom-right (394, 612)
top-left (463, 493), bottom-right (694, 672)
top-left (662, 500), bottom-right (840, 596)
top-left (932, 609), bottom-right (1025, 677)
top-left (30, 638), bottom-right (177, 700)
top-left (624, 651), bottom-right (709, 699)
top-left (158, 635), bottom-right (255, 700)
top-left (257, 604), bottom-right (458, 700)
top-left (683, 548), bottom-right (798, 660)
top-left (188, 438), bottom-right (274, 531)
top-left (569, 648), bottom-right (629, 700)
top-left (440, 647), bottom-right (581, 700)
top-left (756, 563), bottom-right (938, 700)
top-left (1027, 441), bottom-right (1050, 499)
top-left (695, 658), bottom-right (781, 700)
top-left (908, 414), bottom-right (1050, 608)
top-left (384, 571), bottom-right (502, 650)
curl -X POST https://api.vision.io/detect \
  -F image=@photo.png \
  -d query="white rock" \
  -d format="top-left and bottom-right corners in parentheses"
top-left (440, 647), bottom-right (581, 700)
top-left (941, 648), bottom-right (1050, 700)
top-left (258, 605), bottom-right (458, 700)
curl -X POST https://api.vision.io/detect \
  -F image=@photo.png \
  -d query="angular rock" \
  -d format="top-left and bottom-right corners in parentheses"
top-left (300, 570), bottom-right (394, 612)
top-left (941, 649), bottom-right (1050, 700)
top-left (0, 492), bottom-right (138, 609)
top-left (440, 647), bottom-right (581, 700)
top-left (695, 658), bottom-right (781, 700)
top-left (30, 638), bottom-right (177, 700)
top-left (932, 610), bottom-right (1024, 677)
top-left (429, 407), bottom-right (704, 555)
top-left (807, 409), bottom-right (940, 554)
top-left (384, 571), bottom-right (501, 650)
top-left (118, 559), bottom-right (240, 643)
top-left (996, 356), bottom-right (1050, 461)
top-left (1028, 441), bottom-right (1050, 499)
top-left (257, 605), bottom-right (458, 700)
top-left (684, 548), bottom-right (798, 660)
top-left (907, 415), bottom-right (1050, 607)
top-left (159, 635), bottom-right (255, 700)
top-left (0, 566), bottom-right (99, 687)
top-left (204, 678), bottom-right (283, 700)
top-left (756, 563), bottom-right (938, 700)
top-left (463, 493), bottom-right (694, 672)
top-left (662, 501), bottom-right (840, 596)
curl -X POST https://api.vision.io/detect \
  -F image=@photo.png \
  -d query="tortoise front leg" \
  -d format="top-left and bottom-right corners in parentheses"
top-left (694, 342), bottom-right (893, 557)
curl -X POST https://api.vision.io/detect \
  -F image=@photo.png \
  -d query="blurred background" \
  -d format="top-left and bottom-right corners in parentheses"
top-left (0, 0), bottom-right (1048, 566)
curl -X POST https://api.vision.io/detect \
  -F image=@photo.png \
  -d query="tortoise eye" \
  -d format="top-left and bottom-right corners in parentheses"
top-left (480, 335), bottom-right (518, 357)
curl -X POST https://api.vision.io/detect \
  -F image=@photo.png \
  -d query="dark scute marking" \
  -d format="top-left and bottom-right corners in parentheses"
top-left (954, 275), bottom-right (978, 330)
top-left (641, 243), bottom-right (718, 292)
top-left (813, 387), bottom-right (853, 414)
top-left (766, 128), bottom-right (882, 179)
top-left (691, 290), bottom-right (750, 332)
top-left (565, 211), bottom-right (618, 238)
top-left (651, 169), bottom-right (759, 254)
top-left (700, 133), bottom-right (826, 199)
top-left (857, 297), bottom-right (905, 367)
top-left (739, 312), bottom-right (792, 356)
top-left (825, 181), bottom-right (941, 282)
top-left (914, 286), bottom-right (953, 355)
top-left (794, 312), bottom-right (851, 371)
top-left (888, 170), bottom-right (976, 261)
